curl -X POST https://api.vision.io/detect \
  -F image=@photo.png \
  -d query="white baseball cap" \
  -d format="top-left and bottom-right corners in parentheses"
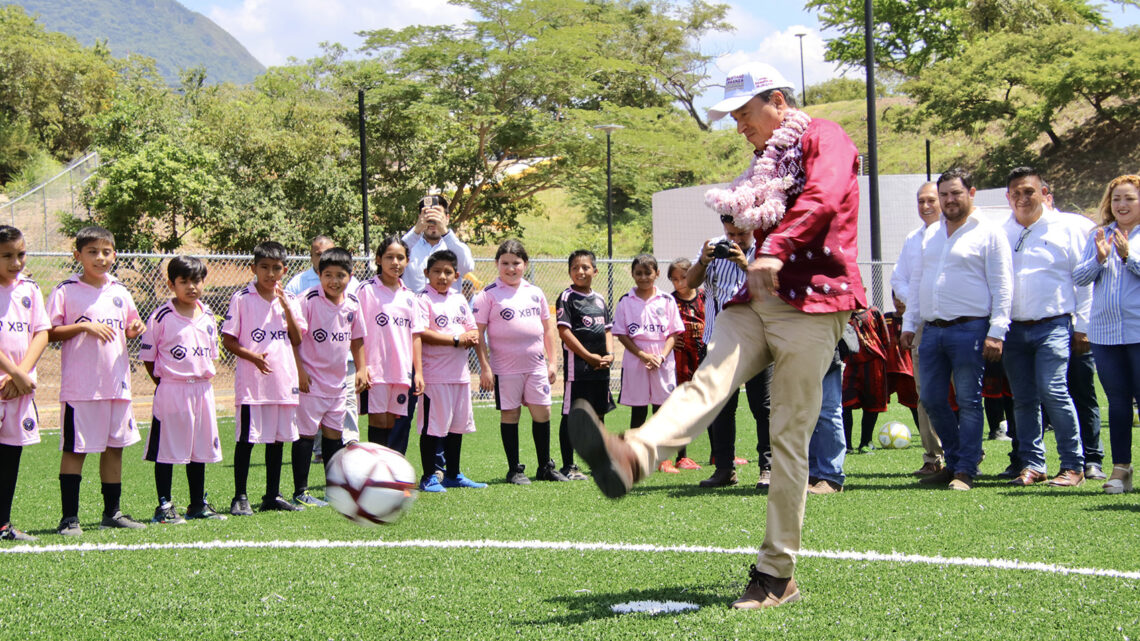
top-left (707, 62), bottom-right (795, 122)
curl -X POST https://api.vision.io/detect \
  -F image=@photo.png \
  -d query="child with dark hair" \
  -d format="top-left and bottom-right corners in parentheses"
top-left (665, 257), bottom-right (705, 472)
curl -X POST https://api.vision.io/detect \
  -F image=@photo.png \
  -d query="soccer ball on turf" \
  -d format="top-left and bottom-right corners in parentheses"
top-left (875, 421), bottom-right (912, 450)
top-left (325, 442), bottom-right (417, 526)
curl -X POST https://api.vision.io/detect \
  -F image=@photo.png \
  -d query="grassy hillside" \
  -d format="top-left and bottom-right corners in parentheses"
top-left (4, 0), bottom-right (264, 85)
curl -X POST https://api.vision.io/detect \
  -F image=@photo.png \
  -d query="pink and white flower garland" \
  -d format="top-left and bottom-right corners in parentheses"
top-left (705, 109), bottom-right (812, 231)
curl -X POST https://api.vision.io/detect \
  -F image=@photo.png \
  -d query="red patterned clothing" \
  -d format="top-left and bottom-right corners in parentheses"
top-left (671, 289), bottom-right (706, 384)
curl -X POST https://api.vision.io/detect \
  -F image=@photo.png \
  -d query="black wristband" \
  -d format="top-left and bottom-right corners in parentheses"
top-left (453, 335), bottom-right (460, 348)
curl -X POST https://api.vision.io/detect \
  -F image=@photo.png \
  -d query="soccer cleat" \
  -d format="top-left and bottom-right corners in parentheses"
top-left (658, 459), bottom-right (679, 473)
top-left (0, 523), bottom-right (37, 541)
top-left (229, 495), bottom-right (254, 516)
top-left (698, 468), bottom-right (738, 488)
top-left (186, 501), bottom-right (228, 521)
top-left (560, 464), bottom-right (589, 481)
top-left (151, 500), bottom-right (187, 525)
top-left (100, 510), bottom-right (147, 530)
top-left (442, 473), bottom-right (488, 489)
top-left (57, 517), bottom-right (82, 537)
top-left (506, 464), bottom-right (531, 485)
top-left (675, 457), bottom-right (701, 470)
top-left (418, 475), bottom-right (447, 493)
top-left (536, 461), bottom-right (570, 482)
top-left (261, 494), bottom-right (303, 511)
top-left (292, 491), bottom-right (329, 507)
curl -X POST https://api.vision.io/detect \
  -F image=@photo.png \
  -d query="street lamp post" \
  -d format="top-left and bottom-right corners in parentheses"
top-left (794, 31), bottom-right (807, 106)
top-left (593, 124), bottom-right (623, 308)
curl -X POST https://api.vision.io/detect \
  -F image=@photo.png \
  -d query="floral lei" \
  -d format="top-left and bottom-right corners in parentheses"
top-left (705, 109), bottom-right (812, 231)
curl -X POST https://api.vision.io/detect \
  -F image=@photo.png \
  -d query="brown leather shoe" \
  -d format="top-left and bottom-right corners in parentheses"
top-left (1047, 469), bottom-right (1085, 487)
top-left (568, 399), bottom-right (641, 498)
top-left (807, 479), bottom-right (843, 494)
top-left (948, 472), bottom-right (974, 491)
top-left (731, 565), bottom-right (801, 610)
top-left (755, 468), bottom-right (771, 489)
top-left (918, 467), bottom-right (953, 485)
top-left (912, 461), bottom-right (944, 477)
top-left (1009, 468), bottom-right (1048, 486)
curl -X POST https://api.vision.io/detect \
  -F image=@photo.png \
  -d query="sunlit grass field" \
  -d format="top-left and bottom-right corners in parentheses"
top-left (1, 397), bottom-right (1138, 640)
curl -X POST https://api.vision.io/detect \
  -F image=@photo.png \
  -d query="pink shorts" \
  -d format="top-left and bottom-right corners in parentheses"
top-left (359, 384), bottom-right (410, 416)
top-left (144, 380), bottom-right (221, 464)
top-left (61, 399), bottom-right (140, 453)
top-left (297, 393), bottom-right (346, 436)
top-left (235, 404), bottom-right (298, 444)
top-left (417, 383), bottom-right (476, 437)
top-left (0, 395), bottom-right (39, 447)
top-left (494, 371), bottom-right (552, 411)
top-left (619, 359), bottom-right (677, 407)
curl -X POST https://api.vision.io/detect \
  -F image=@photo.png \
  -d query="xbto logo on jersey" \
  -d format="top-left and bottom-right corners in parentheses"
top-left (435, 315), bottom-right (448, 328)
top-left (627, 323), bottom-right (640, 334)
top-left (77, 314), bottom-right (125, 330)
top-left (251, 328), bottom-right (288, 342)
top-left (312, 328), bottom-right (329, 343)
top-left (251, 328), bottom-right (266, 342)
top-left (500, 309), bottom-right (515, 321)
top-left (170, 345), bottom-right (188, 360)
top-left (5, 321), bottom-right (31, 332)
top-left (376, 312), bottom-right (389, 326)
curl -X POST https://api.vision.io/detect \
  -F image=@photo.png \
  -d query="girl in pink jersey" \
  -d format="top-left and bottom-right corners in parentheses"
top-left (357, 236), bottom-right (424, 448)
top-left (613, 254), bottom-right (684, 436)
top-left (473, 240), bottom-right (565, 484)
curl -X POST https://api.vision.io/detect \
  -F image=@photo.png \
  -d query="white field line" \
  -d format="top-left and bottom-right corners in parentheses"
top-left (2, 537), bottom-right (1138, 580)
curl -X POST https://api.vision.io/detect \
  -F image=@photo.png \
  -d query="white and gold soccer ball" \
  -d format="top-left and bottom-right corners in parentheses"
top-left (875, 421), bottom-right (912, 450)
top-left (325, 442), bottom-right (417, 526)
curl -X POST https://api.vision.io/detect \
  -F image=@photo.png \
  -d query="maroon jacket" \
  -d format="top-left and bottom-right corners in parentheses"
top-left (731, 118), bottom-right (867, 314)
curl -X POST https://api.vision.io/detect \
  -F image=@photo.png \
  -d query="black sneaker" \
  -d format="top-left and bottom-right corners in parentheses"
top-left (151, 500), bottom-right (187, 525)
top-left (560, 464), bottom-right (588, 481)
top-left (100, 510), bottom-right (147, 530)
top-left (698, 468), bottom-right (739, 488)
top-left (506, 464), bottom-right (531, 485)
top-left (230, 495), bottom-right (254, 516)
top-left (536, 461), bottom-right (569, 482)
top-left (187, 500), bottom-right (228, 521)
top-left (261, 494), bottom-right (303, 512)
top-left (292, 491), bottom-right (329, 508)
top-left (0, 523), bottom-right (36, 541)
top-left (57, 516), bottom-right (82, 537)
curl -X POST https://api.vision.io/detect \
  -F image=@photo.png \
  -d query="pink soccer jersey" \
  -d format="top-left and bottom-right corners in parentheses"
top-left (47, 274), bottom-right (141, 401)
top-left (138, 300), bottom-right (218, 381)
top-left (356, 278), bottom-right (423, 386)
top-left (418, 288), bottom-right (476, 384)
top-left (298, 286), bottom-right (365, 397)
top-left (612, 287), bottom-right (685, 367)
top-left (472, 278), bottom-right (550, 375)
top-left (221, 281), bottom-right (307, 406)
top-left (0, 277), bottom-right (50, 384)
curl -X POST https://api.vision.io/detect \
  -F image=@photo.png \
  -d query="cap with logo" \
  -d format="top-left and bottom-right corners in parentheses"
top-left (707, 62), bottom-right (795, 122)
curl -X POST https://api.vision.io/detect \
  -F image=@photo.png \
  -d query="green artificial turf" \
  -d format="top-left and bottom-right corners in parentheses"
top-left (1, 398), bottom-right (1138, 640)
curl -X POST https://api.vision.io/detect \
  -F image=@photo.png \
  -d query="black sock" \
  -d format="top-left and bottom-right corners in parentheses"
top-left (265, 442), bottom-right (283, 499)
top-left (558, 416), bottom-right (574, 469)
top-left (155, 463), bottom-right (173, 504)
top-left (532, 420), bottom-right (551, 465)
top-left (101, 482), bottom-right (121, 517)
top-left (842, 408), bottom-right (854, 449)
top-left (233, 441), bottom-right (253, 497)
top-left (60, 473), bottom-right (81, 520)
top-left (676, 446), bottom-right (687, 463)
top-left (186, 463), bottom-right (205, 508)
top-left (984, 397), bottom-right (1004, 435)
top-left (501, 422), bottom-right (520, 471)
top-left (859, 411), bottom-right (879, 448)
top-left (368, 426), bottom-right (391, 445)
top-left (909, 407), bottom-right (921, 427)
top-left (0, 445), bottom-right (21, 525)
top-left (321, 435), bottom-right (344, 471)
top-left (444, 434), bottom-right (462, 478)
top-left (419, 433), bottom-right (440, 481)
top-left (292, 437), bottom-right (314, 496)
top-left (630, 406), bottom-right (648, 429)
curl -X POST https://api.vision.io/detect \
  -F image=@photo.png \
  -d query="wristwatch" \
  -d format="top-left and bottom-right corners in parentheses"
top-left (453, 335), bottom-right (460, 347)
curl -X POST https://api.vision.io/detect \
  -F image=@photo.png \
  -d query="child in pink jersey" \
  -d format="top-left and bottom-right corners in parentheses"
top-left (221, 241), bottom-right (306, 516)
top-left (140, 256), bottom-right (226, 524)
top-left (294, 247), bottom-right (368, 505)
top-left (356, 236), bottom-right (424, 448)
top-left (473, 239), bottom-right (566, 484)
top-left (47, 226), bottom-right (148, 535)
top-left (412, 250), bottom-right (485, 492)
top-left (0, 226), bottom-right (50, 541)
top-left (613, 254), bottom-right (685, 434)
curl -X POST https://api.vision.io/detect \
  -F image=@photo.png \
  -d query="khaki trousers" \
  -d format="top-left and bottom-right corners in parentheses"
top-left (911, 323), bottom-right (943, 465)
top-left (623, 296), bottom-right (848, 578)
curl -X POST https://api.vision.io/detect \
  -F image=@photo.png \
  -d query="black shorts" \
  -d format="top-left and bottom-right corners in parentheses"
top-left (562, 379), bottom-right (615, 417)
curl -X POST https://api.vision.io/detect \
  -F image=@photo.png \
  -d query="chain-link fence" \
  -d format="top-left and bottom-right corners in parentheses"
top-left (24, 252), bottom-right (895, 428)
top-left (0, 153), bottom-right (99, 252)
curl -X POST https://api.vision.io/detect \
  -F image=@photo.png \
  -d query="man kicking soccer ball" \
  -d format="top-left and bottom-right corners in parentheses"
top-left (569, 60), bottom-right (866, 609)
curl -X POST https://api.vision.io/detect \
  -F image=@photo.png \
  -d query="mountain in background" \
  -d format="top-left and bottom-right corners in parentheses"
top-left (3, 0), bottom-right (265, 85)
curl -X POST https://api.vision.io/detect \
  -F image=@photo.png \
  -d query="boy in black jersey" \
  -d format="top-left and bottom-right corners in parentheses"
top-left (555, 250), bottom-right (614, 480)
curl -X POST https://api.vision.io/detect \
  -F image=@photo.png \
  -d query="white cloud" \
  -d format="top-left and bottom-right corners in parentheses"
top-left (714, 25), bottom-right (843, 90)
top-left (205, 0), bottom-right (476, 66)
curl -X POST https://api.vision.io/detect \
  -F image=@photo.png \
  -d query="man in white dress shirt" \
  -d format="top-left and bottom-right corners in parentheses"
top-left (1000, 167), bottom-right (1088, 487)
top-left (890, 183), bottom-right (944, 477)
top-left (901, 168), bottom-right (1013, 490)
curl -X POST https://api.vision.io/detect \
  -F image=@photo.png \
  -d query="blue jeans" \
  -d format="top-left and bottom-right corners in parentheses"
top-left (1003, 317), bottom-right (1084, 472)
top-left (809, 363), bottom-right (846, 486)
top-left (918, 319), bottom-right (988, 476)
top-left (1089, 342), bottom-right (1140, 466)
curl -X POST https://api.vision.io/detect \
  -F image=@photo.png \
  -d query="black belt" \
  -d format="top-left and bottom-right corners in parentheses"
top-left (926, 316), bottom-right (986, 328)
top-left (1011, 313), bottom-right (1068, 327)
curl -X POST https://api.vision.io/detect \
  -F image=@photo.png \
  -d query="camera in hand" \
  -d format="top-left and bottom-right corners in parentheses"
top-left (712, 239), bottom-right (736, 259)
